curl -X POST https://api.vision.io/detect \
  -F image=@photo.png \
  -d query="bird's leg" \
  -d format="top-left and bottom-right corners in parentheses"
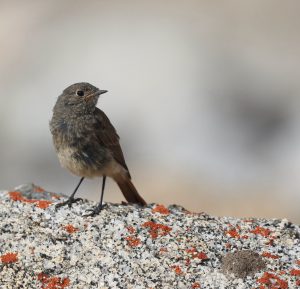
top-left (84, 176), bottom-right (107, 216)
top-left (56, 177), bottom-right (84, 209)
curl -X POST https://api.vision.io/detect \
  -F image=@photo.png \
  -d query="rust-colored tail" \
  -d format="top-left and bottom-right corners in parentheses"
top-left (114, 175), bottom-right (146, 206)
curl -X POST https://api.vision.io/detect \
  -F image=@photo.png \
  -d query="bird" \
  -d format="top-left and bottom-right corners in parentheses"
top-left (49, 82), bottom-right (146, 216)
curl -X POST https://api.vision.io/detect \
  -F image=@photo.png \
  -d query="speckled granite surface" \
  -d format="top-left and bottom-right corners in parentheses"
top-left (0, 184), bottom-right (299, 289)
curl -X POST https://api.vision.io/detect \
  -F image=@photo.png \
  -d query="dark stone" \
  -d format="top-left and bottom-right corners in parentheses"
top-left (221, 250), bottom-right (266, 278)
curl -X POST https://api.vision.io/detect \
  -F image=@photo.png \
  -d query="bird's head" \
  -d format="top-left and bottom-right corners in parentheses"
top-left (58, 82), bottom-right (107, 113)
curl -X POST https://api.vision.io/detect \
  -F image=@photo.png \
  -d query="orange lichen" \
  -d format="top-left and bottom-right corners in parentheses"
top-left (186, 248), bottom-right (208, 260)
top-left (225, 228), bottom-right (240, 238)
top-left (38, 273), bottom-right (48, 282)
top-left (1, 252), bottom-right (18, 264)
top-left (171, 265), bottom-right (183, 275)
top-left (9, 191), bottom-right (52, 209)
top-left (192, 282), bottom-right (201, 288)
top-left (125, 225), bottom-right (141, 247)
top-left (197, 252), bottom-right (208, 260)
top-left (63, 225), bottom-right (79, 234)
top-left (37, 273), bottom-right (70, 289)
top-left (257, 272), bottom-right (288, 289)
top-left (291, 269), bottom-right (300, 276)
top-left (36, 200), bottom-right (52, 209)
top-left (250, 226), bottom-right (271, 237)
top-left (262, 252), bottom-right (280, 259)
top-left (152, 204), bottom-right (170, 215)
top-left (142, 221), bottom-right (172, 239)
top-left (9, 191), bottom-right (24, 201)
top-left (126, 236), bottom-right (141, 247)
top-left (126, 226), bottom-right (136, 234)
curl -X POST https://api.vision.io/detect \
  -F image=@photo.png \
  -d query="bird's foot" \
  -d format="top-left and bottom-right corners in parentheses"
top-left (55, 197), bottom-right (83, 209)
top-left (83, 203), bottom-right (107, 217)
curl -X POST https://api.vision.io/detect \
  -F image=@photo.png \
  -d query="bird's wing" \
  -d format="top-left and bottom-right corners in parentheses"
top-left (93, 107), bottom-right (130, 175)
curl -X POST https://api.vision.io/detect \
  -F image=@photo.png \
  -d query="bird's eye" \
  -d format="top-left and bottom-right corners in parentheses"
top-left (76, 90), bottom-right (84, 97)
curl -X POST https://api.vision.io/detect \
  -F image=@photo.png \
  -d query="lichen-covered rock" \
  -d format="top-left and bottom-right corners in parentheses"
top-left (0, 184), bottom-right (299, 288)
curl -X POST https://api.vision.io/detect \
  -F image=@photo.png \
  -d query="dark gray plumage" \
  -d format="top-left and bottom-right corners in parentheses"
top-left (50, 82), bottom-right (146, 215)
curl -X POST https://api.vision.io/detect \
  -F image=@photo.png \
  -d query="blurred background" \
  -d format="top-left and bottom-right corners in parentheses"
top-left (1, 0), bottom-right (300, 223)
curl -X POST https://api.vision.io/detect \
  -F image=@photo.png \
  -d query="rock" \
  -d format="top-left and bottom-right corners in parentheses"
top-left (0, 184), bottom-right (299, 288)
top-left (221, 250), bottom-right (266, 278)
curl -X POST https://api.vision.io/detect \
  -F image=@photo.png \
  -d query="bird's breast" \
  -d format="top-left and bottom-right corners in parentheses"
top-left (56, 144), bottom-right (113, 178)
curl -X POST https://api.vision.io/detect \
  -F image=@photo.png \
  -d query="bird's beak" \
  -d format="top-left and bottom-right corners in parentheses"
top-left (84, 90), bottom-right (108, 101)
top-left (99, 90), bottom-right (108, 95)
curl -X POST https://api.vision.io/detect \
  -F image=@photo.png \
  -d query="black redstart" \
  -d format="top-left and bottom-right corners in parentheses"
top-left (50, 82), bottom-right (146, 216)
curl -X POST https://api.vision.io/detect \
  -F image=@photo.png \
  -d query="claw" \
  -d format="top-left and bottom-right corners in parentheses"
top-left (55, 197), bottom-right (83, 209)
top-left (83, 204), bottom-right (107, 217)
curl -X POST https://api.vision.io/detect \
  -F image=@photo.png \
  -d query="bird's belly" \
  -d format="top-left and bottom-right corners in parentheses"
top-left (57, 147), bottom-right (95, 177)
top-left (56, 146), bottom-right (124, 179)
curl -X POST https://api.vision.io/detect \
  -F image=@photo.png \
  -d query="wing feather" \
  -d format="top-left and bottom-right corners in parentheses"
top-left (93, 108), bottom-right (130, 176)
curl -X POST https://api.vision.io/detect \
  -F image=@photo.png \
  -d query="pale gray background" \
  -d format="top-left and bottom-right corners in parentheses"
top-left (1, 0), bottom-right (300, 222)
